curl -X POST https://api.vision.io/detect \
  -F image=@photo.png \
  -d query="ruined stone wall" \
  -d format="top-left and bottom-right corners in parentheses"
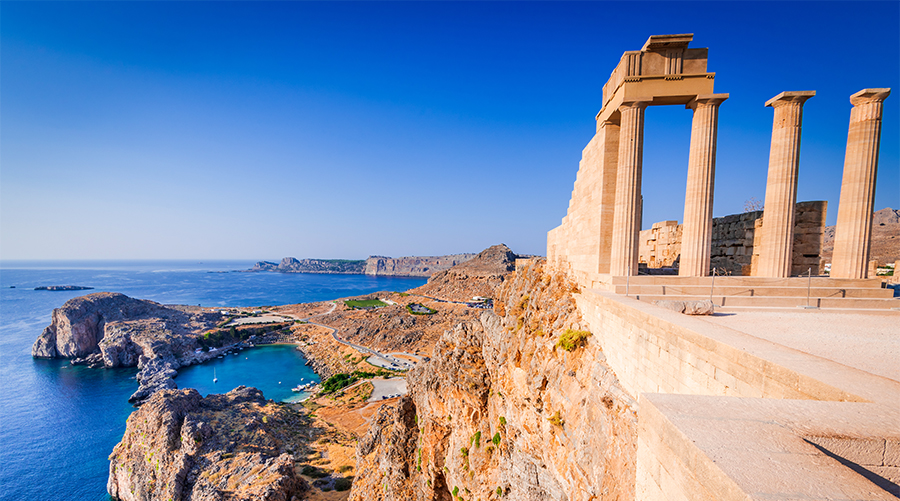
top-left (637, 201), bottom-right (826, 276)
top-left (638, 221), bottom-right (681, 268)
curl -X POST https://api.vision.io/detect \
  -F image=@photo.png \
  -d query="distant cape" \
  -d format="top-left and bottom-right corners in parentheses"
top-left (249, 253), bottom-right (477, 277)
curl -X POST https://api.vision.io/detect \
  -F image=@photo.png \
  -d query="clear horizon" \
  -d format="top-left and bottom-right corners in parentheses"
top-left (2, 2), bottom-right (898, 260)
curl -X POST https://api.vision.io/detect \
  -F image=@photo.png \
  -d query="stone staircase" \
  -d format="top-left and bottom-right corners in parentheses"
top-left (609, 275), bottom-right (900, 310)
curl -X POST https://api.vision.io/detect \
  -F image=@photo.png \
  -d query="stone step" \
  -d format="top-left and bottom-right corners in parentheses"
top-left (631, 294), bottom-right (900, 310)
top-left (612, 284), bottom-right (895, 299)
top-left (611, 275), bottom-right (885, 289)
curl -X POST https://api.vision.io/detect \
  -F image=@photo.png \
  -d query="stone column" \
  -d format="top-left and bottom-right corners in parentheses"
top-left (756, 91), bottom-right (815, 278)
top-left (609, 100), bottom-right (648, 276)
top-left (596, 119), bottom-right (621, 274)
top-left (680, 94), bottom-right (728, 277)
top-left (831, 88), bottom-right (891, 279)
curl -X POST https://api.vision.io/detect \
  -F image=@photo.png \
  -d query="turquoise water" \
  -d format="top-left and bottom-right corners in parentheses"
top-left (0, 261), bottom-right (426, 500)
top-left (174, 344), bottom-right (319, 403)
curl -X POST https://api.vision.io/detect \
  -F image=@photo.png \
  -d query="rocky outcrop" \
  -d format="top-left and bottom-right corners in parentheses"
top-left (351, 259), bottom-right (637, 501)
top-left (32, 292), bottom-right (222, 404)
top-left (364, 254), bottom-right (476, 277)
top-left (412, 244), bottom-right (517, 301)
top-left (34, 285), bottom-right (94, 291)
top-left (108, 386), bottom-right (308, 501)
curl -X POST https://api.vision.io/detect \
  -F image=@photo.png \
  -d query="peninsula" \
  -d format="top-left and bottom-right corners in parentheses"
top-left (250, 253), bottom-right (477, 277)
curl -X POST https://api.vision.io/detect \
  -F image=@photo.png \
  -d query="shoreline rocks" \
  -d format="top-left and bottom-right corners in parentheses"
top-left (108, 386), bottom-right (309, 501)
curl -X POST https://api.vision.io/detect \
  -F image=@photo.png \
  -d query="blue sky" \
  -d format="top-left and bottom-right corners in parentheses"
top-left (2, 1), bottom-right (898, 260)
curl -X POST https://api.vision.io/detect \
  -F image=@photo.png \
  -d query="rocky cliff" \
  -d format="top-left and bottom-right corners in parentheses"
top-left (364, 254), bottom-right (476, 277)
top-left (251, 254), bottom-right (477, 277)
top-left (350, 259), bottom-right (637, 501)
top-left (107, 386), bottom-right (308, 501)
top-left (412, 244), bottom-right (517, 301)
top-left (32, 292), bottom-right (222, 404)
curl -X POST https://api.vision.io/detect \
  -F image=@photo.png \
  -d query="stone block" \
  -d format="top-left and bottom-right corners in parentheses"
top-left (885, 440), bottom-right (900, 467)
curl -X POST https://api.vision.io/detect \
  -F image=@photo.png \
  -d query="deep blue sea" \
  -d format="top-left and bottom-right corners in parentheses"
top-left (0, 260), bottom-right (426, 500)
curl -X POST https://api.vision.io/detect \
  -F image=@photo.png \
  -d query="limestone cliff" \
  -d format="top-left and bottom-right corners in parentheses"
top-left (32, 292), bottom-right (222, 404)
top-left (107, 386), bottom-right (308, 501)
top-left (364, 254), bottom-right (476, 277)
top-left (350, 259), bottom-right (637, 501)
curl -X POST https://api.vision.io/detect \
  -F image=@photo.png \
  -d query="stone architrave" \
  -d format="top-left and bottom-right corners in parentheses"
top-left (609, 100), bottom-right (649, 276)
top-left (831, 88), bottom-right (891, 279)
top-left (756, 91), bottom-right (815, 278)
top-left (680, 94), bottom-right (728, 277)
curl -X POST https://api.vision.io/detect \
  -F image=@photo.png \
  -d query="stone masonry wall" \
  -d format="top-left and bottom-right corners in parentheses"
top-left (637, 201), bottom-right (826, 276)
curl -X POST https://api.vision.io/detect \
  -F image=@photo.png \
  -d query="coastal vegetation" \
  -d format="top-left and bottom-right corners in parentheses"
top-left (320, 369), bottom-right (392, 394)
top-left (344, 299), bottom-right (388, 309)
top-left (198, 322), bottom-right (293, 349)
top-left (556, 328), bottom-right (591, 352)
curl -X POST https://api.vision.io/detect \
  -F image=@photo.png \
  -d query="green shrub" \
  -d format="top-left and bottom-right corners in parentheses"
top-left (548, 411), bottom-right (565, 427)
top-left (492, 432), bottom-right (501, 446)
top-left (300, 465), bottom-right (329, 478)
top-left (334, 477), bottom-right (353, 491)
top-left (497, 486), bottom-right (503, 496)
top-left (499, 416), bottom-right (507, 426)
top-left (556, 329), bottom-right (591, 352)
top-left (471, 431), bottom-right (481, 448)
top-left (452, 486), bottom-right (459, 497)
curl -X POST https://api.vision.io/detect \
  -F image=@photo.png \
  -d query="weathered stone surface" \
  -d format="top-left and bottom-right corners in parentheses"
top-left (32, 292), bottom-right (223, 404)
top-left (350, 259), bottom-right (637, 501)
top-left (652, 299), bottom-right (715, 315)
top-left (108, 387), bottom-right (308, 501)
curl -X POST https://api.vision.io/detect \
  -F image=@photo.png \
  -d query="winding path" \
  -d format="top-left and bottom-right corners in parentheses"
top-left (286, 302), bottom-right (417, 371)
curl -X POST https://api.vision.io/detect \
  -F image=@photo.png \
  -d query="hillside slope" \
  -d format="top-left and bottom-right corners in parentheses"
top-left (350, 259), bottom-right (637, 501)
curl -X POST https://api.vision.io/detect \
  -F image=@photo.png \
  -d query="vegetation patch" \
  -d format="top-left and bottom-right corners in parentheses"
top-left (548, 411), bottom-right (565, 428)
top-left (320, 370), bottom-right (390, 394)
top-left (344, 299), bottom-right (388, 309)
top-left (406, 303), bottom-right (437, 315)
top-left (334, 477), bottom-right (353, 491)
top-left (300, 465), bottom-right (330, 478)
top-left (556, 329), bottom-right (591, 352)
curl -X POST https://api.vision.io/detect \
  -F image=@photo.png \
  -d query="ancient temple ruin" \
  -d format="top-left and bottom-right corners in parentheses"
top-left (548, 34), bottom-right (892, 300)
top-left (546, 34), bottom-right (897, 501)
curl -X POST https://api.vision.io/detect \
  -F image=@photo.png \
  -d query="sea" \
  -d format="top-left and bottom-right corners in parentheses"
top-left (0, 260), bottom-right (427, 500)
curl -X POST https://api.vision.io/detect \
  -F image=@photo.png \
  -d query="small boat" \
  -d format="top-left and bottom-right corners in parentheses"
top-left (213, 368), bottom-right (218, 383)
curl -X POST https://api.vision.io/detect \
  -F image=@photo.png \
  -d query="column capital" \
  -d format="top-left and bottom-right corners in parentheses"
top-left (599, 118), bottom-right (620, 128)
top-left (765, 90), bottom-right (815, 108)
top-left (850, 88), bottom-right (891, 106)
top-left (618, 99), bottom-right (650, 112)
top-left (687, 93), bottom-right (729, 110)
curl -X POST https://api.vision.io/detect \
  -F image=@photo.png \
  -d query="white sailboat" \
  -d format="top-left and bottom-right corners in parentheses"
top-left (213, 368), bottom-right (218, 383)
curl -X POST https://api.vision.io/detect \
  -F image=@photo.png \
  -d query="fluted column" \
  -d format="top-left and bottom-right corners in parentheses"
top-left (610, 100), bottom-right (648, 276)
top-left (831, 88), bottom-right (891, 279)
top-left (596, 119), bottom-right (620, 274)
top-left (757, 91), bottom-right (815, 278)
top-left (680, 93), bottom-right (728, 277)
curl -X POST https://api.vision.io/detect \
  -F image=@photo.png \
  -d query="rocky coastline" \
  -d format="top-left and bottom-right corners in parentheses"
top-left (31, 292), bottom-right (249, 405)
top-left (107, 386), bottom-right (309, 501)
top-left (250, 253), bottom-right (478, 277)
